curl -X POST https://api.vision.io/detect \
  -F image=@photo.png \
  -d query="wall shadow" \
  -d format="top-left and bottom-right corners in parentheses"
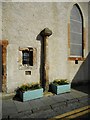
top-left (36, 33), bottom-right (45, 90)
top-left (71, 52), bottom-right (90, 94)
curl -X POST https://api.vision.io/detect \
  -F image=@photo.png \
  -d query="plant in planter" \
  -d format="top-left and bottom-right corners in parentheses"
top-left (50, 79), bottom-right (71, 94)
top-left (17, 83), bottom-right (43, 102)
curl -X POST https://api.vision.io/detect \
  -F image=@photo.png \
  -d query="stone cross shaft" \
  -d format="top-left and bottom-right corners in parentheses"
top-left (40, 28), bottom-right (52, 92)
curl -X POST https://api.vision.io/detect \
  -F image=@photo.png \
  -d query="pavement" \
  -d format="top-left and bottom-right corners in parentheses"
top-left (1, 84), bottom-right (90, 119)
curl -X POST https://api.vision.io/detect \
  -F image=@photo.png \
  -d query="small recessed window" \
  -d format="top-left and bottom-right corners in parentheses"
top-left (25, 71), bottom-right (31, 75)
top-left (22, 48), bottom-right (33, 66)
top-left (18, 47), bottom-right (37, 69)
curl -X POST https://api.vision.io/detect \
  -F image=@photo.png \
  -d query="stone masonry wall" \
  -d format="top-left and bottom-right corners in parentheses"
top-left (2, 2), bottom-right (88, 93)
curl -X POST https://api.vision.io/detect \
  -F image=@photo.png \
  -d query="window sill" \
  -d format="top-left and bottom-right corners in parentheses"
top-left (68, 57), bottom-right (85, 61)
top-left (18, 64), bottom-right (37, 70)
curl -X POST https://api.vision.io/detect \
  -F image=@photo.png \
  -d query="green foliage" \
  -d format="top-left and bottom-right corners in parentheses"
top-left (19, 83), bottom-right (41, 92)
top-left (52, 79), bottom-right (69, 86)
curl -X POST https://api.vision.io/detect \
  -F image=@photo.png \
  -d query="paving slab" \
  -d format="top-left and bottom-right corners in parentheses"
top-left (51, 101), bottom-right (67, 110)
top-left (41, 96), bottom-right (57, 106)
top-left (78, 101), bottom-right (88, 108)
top-left (10, 110), bottom-right (32, 118)
top-left (29, 98), bottom-right (51, 113)
top-left (77, 96), bottom-right (89, 102)
top-left (66, 98), bottom-right (79, 104)
top-left (79, 100), bottom-right (89, 107)
top-left (32, 105), bottom-right (51, 113)
top-left (2, 99), bottom-right (18, 117)
top-left (67, 102), bottom-right (79, 110)
top-left (52, 106), bottom-right (69, 116)
top-left (71, 89), bottom-right (88, 98)
top-left (2, 99), bottom-right (15, 108)
top-left (50, 94), bottom-right (66, 103)
top-left (14, 100), bottom-right (32, 113)
top-left (28, 98), bottom-right (46, 109)
top-left (28, 96), bottom-right (55, 112)
top-left (61, 91), bottom-right (76, 100)
top-left (22, 109), bottom-right (56, 119)
top-left (2, 106), bottom-right (18, 117)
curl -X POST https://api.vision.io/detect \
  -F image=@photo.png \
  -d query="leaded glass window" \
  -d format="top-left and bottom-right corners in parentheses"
top-left (70, 4), bottom-right (83, 57)
top-left (22, 48), bottom-right (33, 66)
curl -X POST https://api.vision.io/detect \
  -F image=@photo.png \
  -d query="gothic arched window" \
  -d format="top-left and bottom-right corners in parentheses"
top-left (70, 4), bottom-right (84, 59)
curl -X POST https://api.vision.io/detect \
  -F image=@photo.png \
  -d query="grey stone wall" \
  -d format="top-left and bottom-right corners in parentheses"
top-left (2, 2), bottom-right (89, 93)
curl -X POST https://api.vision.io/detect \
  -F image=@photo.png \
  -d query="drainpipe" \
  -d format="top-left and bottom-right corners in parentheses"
top-left (40, 28), bottom-right (52, 92)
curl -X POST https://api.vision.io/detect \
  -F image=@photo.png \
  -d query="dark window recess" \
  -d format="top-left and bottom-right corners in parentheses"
top-left (25, 71), bottom-right (31, 75)
top-left (22, 48), bottom-right (33, 66)
top-left (75, 59), bottom-right (78, 64)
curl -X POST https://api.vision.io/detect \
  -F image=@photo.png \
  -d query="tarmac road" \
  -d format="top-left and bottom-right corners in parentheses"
top-left (49, 105), bottom-right (90, 120)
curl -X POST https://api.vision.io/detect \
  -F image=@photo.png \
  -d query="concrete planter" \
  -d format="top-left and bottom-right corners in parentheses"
top-left (19, 88), bottom-right (43, 102)
top-left (51, 84), bottom-right (71, 95)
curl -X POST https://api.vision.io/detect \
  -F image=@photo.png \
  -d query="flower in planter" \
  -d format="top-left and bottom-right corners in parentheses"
top-left (16, 82), bottom-right (43, 101)
top-left (50, 79), bottom-right (71, 95)
top-left (18, 82), bottom-right (41, 92)
top-left (52, 79), bottom-right (69, 86)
